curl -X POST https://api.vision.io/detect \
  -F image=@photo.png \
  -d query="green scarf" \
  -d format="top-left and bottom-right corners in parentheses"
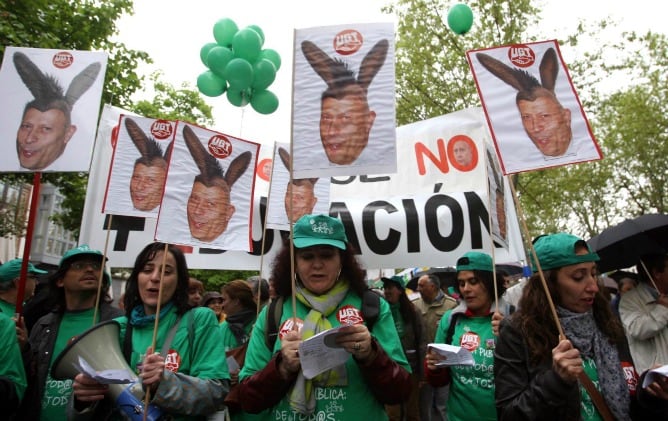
top-left (288, 279), bottom-right (349, 415)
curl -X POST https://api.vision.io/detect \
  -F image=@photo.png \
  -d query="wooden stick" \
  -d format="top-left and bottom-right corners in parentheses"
top-left (93, 214), bottom-right (113, 326)
top-left (508, 178), bottom-right (564, 337)
top-left (143, 242), bottom-right (170, 421)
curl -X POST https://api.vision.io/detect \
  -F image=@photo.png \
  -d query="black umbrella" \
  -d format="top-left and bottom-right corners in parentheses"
top-left (587, 214), bottom-right (668, 272)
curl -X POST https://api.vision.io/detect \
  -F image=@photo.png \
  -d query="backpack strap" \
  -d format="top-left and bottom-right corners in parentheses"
top-left (444, 312), bottom-right (463, 345)
top-left (265, 296), bottom-right (284, 351)
top-left (361, 289), bottom-right (380, 331)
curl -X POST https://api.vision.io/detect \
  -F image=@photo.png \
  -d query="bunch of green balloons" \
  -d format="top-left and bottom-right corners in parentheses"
top-left (197, 18), bottom-right (281, 115)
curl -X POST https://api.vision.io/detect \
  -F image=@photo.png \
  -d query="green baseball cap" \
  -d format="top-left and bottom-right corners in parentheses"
top-left (456, 251), bottom-right (494, 272)
top-left (59, 244), bottom-right (107, 268)
top-left (293, 214), bottom-right (347, 250)
top-left (381, 275), bottom-right (407, 291)
top-left (531, 233), bottom-right (599, 271)
top-left (0, 258), bottom-right (47, 284)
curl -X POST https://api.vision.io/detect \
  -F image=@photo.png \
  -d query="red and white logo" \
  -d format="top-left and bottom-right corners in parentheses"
top-left (507, 44), bottom-right (535, 68)
top-left (459, 332), bottom-right (481, 352)
top-left (622, 362), bottom-right (638, 395)
top-left (208, 135), bottom-right (232, 159)
top-left (337, 305), bottom-right (364, 325)
top-left (278, 317), bottom-right (304, 340)
top-left (53, 51), bottom-right (74, 69)
top-left (333, 29), bottom-right (363, 56)
top-left (150, 120), bottom-right (173, 140)
top-left (164, 349), bottom-right (181, 372)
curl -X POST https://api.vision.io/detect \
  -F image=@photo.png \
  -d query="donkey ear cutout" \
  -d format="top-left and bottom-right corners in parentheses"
top-left (278, 147), bottom-right (291, 171)
top-left (13, 52), bottom-right (63, 103)
top-left (224, 151), bottom-right (252, 188)
top-left (164, 140), bottom-right (174, 163)
top-left (65, 62), bottom-right (101, 107)
top-left (357, 39), bottom-right (389, 92)
top-left (301, 41), bottom-right (337, 85)
top-left (476, 53), bottom-right (524, 92)
top-left (183, 125), bottom-right (224, 182)
top-left (538, 48), bottom-right (559, 93)
top-left (125, 118), bottom-right (152, 157)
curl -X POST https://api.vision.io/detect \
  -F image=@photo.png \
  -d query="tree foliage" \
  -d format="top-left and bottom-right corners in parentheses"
top-left (386, 0), bottom-right (667, 240)
top-left (0, 0), bottom-right (214, 238)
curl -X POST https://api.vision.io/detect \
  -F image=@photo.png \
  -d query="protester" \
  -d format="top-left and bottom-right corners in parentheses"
top-left (0, 258), bottom-right (46, 315)
top-left (70, 242), bottom-right (230, 419)
top-left (219, 280), bottom-right (264, 419)
top-left (610, 272), bottom-right (637, 317)
top-left (619, 253), bottom-right (668, 374)
top-left (494, 233), bottom-right (668, 420)
top-left (246, 275), bottom-right (270, 309)
top-left (425, 251), bottom-right (507, 421)
top-left (203, 290), bottom-right (226, 323)
top-left (238, 214), bottom-right (411, 419)
top-left (414, 272), bottom-right (457, 421)
top-left (20, 245), bottom-right (122, 420)
top-left (0, 311), bottom-right (27, 416)
top-left (187, 277), bottom-right (204, 307)
top-left (381, 275), bottom-right (426, 421)
top-left (0, 258), bottom-right (47, 349)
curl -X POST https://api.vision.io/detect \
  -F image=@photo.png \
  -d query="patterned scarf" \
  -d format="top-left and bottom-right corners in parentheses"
top-left (129, 301), bottom-right (174, 327)
top-left (288, 279), bottom-right (349, 415)
top-left (557, 306), bottom-right (630, 420)
top-left (225, 308), bottom-right (256, 345)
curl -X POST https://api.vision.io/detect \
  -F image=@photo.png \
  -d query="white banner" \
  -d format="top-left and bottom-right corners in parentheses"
top-left (79, 106), bottom-right (526, 271)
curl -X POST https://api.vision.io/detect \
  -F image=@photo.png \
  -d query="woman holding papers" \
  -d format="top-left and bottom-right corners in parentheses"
top-left (238, 214), bottom-right (411, 420)
top-left (69, 242), bottom-right (230, 420)
top-left (494, 233), bottom-right (668, 420)
top-left (424, 251), bottom-right (508, 421)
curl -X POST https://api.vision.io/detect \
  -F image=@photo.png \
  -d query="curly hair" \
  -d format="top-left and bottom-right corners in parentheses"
top-left (270, 236), bottom-right (367, 298)
top-left (122, 243), bottom-right (190, 317)
top-left (515, 269), bottom-right (626, 365)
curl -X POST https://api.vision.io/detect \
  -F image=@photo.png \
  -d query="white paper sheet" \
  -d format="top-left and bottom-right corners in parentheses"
top-left (428, 343), bottom-right (475, 366)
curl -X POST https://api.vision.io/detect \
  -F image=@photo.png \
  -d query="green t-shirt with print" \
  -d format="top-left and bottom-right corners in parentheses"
top-left (41, 308), bottom-right (97, 421)
top-left (434, 310), bottom-right (497, 421)
top-left (239, 291), bottom-right (410, 421)
top-left (580, 357), bottom-right (604, 421)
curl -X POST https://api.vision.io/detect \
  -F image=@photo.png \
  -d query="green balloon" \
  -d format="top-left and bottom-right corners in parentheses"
top-left (232, 28), bottom-right (262, 62)
top-left (447, 3), bottom-right (474, 35)
top-left (250, 89), bottom-right (278, 114)
top-left (213, 18), bottom-right (238, 47)
top-left (247, 25), bottom-right (265, 45)
top-left (227, 88), bottom-right (250, 107)
top-left (258, 48), bottom-right (281, 71)
top-left (200, 42), bottom-right (218, 67)
top-left (197, 71), bottom-right (226, 97)
top-left (251, 59), bottom-right (277, 90)
top-left (207, 46), bottom-right (234, 78)
top-left (224, 58), bottom-right (254, 90)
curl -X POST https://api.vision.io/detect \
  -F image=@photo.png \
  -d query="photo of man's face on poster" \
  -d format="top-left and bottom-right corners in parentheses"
top-left (467, 40), bottom-right (602, 174)
top-left (291, 23), bottom-right (397, 179)
top-left (0, 47), bottom-right (107, 172)
top-left (154, 123), bottom-right (259, 251)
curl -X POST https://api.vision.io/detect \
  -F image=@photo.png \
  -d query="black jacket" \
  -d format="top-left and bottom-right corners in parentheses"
top-left (494, 316), bottom-right (668, 421)
top-left (17, 303), bottom-right (123, 420)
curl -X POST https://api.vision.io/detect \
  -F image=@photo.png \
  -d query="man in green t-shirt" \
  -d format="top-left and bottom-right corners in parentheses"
top-left (19, 245), bottom-right (123, 420)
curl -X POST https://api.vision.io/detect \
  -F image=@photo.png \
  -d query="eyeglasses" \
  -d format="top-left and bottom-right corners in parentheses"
top-left (70, 261), bottom-right (102, 271)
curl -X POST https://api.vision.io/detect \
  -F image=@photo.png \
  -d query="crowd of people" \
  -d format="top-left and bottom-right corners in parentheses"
top-left (1, 214), bottom-right (667, 420)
